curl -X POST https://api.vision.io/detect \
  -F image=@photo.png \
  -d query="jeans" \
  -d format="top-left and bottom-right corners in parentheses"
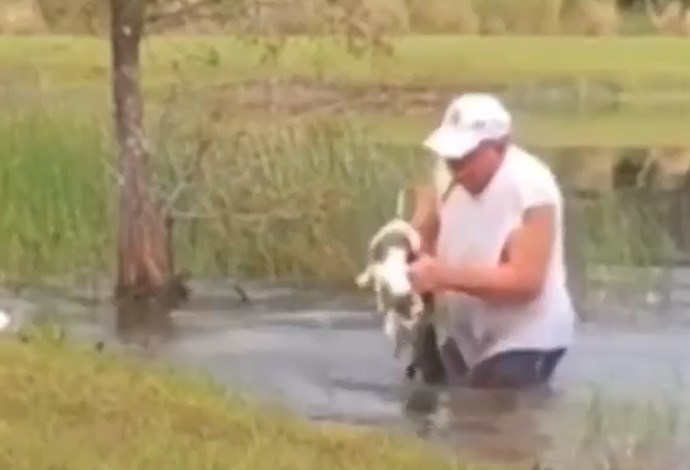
top-left (434, 331), bottom-right (566, 389)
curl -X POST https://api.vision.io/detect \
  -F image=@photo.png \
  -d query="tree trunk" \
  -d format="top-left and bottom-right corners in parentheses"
top-left (109, 0), bottom-right (187, 334)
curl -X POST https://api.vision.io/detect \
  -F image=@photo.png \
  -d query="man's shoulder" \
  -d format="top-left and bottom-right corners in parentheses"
top-left (507, 145), bottom-right (554, 174)
top-left (505, 145), bottom-right (562, 206)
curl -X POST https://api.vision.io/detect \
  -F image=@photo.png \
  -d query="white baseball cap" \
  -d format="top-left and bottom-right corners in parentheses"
top-left (423, 93), bottom-right (512, 160)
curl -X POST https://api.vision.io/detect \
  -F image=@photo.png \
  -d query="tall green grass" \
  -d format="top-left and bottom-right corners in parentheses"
top-left (0, 87), bottom-right (677, 286)
top-left (0, 90), bottom-right (433, 284)
top-left (156, 114), bottom-right (431, 282)
top-left (0, 98), bottom-right (113, 285)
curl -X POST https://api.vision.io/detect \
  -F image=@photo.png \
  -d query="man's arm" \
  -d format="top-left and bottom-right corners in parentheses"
top-left (409, 184), bottom-right (440, 256)
top-left (436, 204), bottom-right (556, 304)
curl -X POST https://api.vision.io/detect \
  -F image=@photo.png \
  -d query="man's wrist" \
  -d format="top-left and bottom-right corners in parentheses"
top-left (436, 263), bottom-right (465, 292)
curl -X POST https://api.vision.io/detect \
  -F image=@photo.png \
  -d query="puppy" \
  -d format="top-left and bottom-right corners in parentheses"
top-left (355, 217), bottom-right (446, 384)
top-left (355, 218), bottom-right (422, 324)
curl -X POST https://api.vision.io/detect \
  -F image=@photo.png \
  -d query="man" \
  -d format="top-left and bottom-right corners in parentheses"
top-left (407, 93), bottom-right (576, 389)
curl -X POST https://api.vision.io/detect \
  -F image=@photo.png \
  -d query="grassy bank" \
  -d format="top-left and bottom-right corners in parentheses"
top-left (1, 324), bottom-right (686, 470)
top-left (0, 327), bottom-right (463, 470)
top-left (1, 323), bottom-right (681, 470)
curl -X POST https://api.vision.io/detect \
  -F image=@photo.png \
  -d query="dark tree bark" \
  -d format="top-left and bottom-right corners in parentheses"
top-left (109, 0), bottom-right (187, 333)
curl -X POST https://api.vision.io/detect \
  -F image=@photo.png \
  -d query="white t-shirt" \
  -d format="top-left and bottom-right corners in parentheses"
top-left (432, 145), bottom-right (577, 368)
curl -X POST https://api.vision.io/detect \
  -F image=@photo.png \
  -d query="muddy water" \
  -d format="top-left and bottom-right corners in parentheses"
top-left (4, 276), bottom-right (690, 468)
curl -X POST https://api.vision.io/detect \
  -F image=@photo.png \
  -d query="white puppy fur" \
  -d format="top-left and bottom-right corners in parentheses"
top-left (0, 309), bottom-right (10, 331)
top-left (355, 185), bottom-right (452, 386)
top-left (355, 217), bottom-right (427, 359)
top-left (357, 172), bottom-right (457, 382)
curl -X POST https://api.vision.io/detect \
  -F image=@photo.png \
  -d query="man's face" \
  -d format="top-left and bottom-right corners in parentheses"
top-left (444, 141), bottom-right (503, 195)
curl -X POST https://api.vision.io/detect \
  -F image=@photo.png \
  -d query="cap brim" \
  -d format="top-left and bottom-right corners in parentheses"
top-left (423, 126), bottom-right (480, 160)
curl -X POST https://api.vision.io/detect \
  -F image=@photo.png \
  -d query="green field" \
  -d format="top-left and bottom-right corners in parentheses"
top-left (0, 35), bottom-right (687, 285)
top-left (3, 35), bottom-right (690, 90)
top-left (5, 34), bottom-right (690, 146)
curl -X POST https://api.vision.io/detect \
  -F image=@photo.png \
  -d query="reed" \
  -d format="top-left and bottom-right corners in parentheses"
top-left (0, 88), bottom-right (674, 287)
top-left (0, 98), bottom-right (113, 285)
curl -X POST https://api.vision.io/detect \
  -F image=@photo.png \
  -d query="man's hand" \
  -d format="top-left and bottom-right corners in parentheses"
top-left (408, 254), bottom-right (444, 294)
top-left (416, 204), bottom-right (556, 304)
